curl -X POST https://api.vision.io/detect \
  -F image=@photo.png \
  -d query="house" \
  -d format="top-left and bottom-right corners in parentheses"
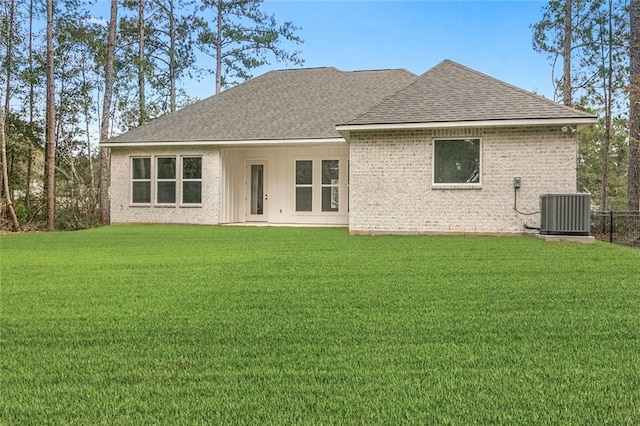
top-left (101, 60), bottom-right (597, 234)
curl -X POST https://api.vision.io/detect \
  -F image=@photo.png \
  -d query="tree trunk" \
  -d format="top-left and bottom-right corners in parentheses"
top-left (99, 0), bottom-right (117, 225)
top-left (563, 0), bottom-right (573, 107)
top-left (45, 0), bottom-right (56, 231)
top-left (26, 0), bottom-right (34, 211)
top-left (2, 0), bottom-right (19, 230)
top-left (629, 0), bottom-right (640, 211)
top-left (169, 0), bottom-right (176, 111)
top-left (138, 0), bottom-right (147, 125)
top-left (1, 108), bottom-right (20, 231)
top-left (599, 0), bottom-right (615, 211)
top-left (215, 1), bottom-right (223, 94)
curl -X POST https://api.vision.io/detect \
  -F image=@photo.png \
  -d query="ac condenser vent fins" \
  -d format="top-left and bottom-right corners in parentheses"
top-left (540, 194), bottom-right (591, 236)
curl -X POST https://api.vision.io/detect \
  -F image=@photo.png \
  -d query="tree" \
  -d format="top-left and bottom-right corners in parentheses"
top-left (195, 0), bottom-right (303, 94)
top-left (629, 0), bottom-right (640, 210)
top-left (1, 105), bottom-right (20, 229)
top-left (532, 0), bottom-right (593, 104)
top-left (579, 0), bottom-right (629, 210)
top-left (45, 0), bottom-right (55, 231)
top-left (99, 0), bottom-right (117, 225)
top-left (533, 0), bottom-right (630, 210)
top-left (1, 0), bottom-right (21, 230)
top-left (578, 117), bottom-right (629, 209)
top-left (116, 0), bottom-right (197, 130)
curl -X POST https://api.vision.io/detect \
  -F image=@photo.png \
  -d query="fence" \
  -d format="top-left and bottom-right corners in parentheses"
top-left (591, 211), bottom-right (640, 247)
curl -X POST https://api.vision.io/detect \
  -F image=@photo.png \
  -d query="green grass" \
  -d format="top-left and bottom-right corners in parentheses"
top-left (1, 226), bottom-right (639, 425)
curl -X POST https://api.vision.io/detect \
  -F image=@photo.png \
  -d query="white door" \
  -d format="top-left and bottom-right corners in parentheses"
top-left (246, 161), bottom-right (268, 221)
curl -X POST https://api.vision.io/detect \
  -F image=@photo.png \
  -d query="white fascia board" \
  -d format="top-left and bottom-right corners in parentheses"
top-left (101, 137), bottom-right (346, 148)
top-left (335, 117), bottom-right (599, 134)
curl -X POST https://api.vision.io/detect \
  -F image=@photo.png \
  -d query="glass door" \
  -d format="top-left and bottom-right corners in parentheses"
top-left (247, 162), bottom-right (267, 221)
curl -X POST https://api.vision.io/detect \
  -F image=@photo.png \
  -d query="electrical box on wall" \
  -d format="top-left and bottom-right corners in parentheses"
top-left (513, 177), bottom-right (521, 188)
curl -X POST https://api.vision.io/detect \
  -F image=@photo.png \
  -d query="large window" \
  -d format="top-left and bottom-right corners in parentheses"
top-left (295, 160), bottom-right (313, 212)
top-left (131, 157), bottom-right (151, 204)
top-left (433, 138), bottom-right (481, 185)
top-left (295, 159), bottom-right (340, 213)
top-left (130, 155), bottom-right (202, 206)
top-left (321, 160), bottom-right (339, 212)
top-left (182, 157), bottom-right (202, 204)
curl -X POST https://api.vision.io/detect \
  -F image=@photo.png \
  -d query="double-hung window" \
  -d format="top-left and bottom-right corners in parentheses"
top-left (295, 160), bottom-right (313, 212)
top-left (131, 157), bottom-right (151, 204)
top-left (321, 160), bottom-right (339, 212)
top-left (182, 157), bottom-right (202, 204)
top-left (433, 138), bottom-right (481, 186)
top-left (295, 159), bottom-right (340, 213)
top-left (156, 157), bottom-right (177, 204)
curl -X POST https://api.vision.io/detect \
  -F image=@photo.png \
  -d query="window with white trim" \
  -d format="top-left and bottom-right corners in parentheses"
top-left (295, 160), bottom-right (313, 212)
top-left (182, 157), bottom-right (202, 204)
top-left (433, 138), bottom-right (481, 185)
top-left (131, 157), bottom-right (151, 204)
top-left (321, 159), bottom-right (339, 212)
top-left (156, 157), bottom-right (177, 204)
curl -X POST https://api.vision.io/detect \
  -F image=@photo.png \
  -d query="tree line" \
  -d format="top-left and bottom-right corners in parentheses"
top-left (1, 0), bottom-right (302, 231)
top-left (532, 0), bottom-right (639, 211)
top-left (1, 0), bottom-right (639, 231)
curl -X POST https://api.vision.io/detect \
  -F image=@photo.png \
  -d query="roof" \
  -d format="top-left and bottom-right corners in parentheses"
top-left (342, 60), bottom-right (596, 128)
top-left (106, 67), bottom-right (418, 144)
top-left (104, 60), bottom-right (597, 147)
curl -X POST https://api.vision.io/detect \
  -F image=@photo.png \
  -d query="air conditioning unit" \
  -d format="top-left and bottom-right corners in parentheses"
top-left (540, 194), bottom-right (591, 236)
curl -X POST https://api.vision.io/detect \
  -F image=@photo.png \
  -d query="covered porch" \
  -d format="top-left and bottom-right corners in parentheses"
top-left (219, 143), bottom-right (349, 226)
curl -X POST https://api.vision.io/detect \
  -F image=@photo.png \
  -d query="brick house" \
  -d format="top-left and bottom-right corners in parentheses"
top-left (102, 60), bottom-right (597, 234)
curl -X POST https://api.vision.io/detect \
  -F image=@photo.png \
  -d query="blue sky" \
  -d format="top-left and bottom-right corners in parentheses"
top-left (188, 0), bottom-right (557, 100)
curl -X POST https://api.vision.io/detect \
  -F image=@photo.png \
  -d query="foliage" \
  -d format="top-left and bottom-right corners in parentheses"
top-left (195, 0), bottom-right (303, 93)
top-left (2, 226), bottom-right (639, 424)
top-left (0, 0), bottom-right (304, 230)
top-left (629, 0), bottom-right (640, 210)
top-left (578, 117), bottom-right (629, 209)
top-left (533, 0), bottom-right (631, 210)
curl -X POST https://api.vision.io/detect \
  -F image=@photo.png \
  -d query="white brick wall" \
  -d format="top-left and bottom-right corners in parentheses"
top-left (109, 147), bottom-right (220, 224)
top-left (348, 126), bottom-right (578, 234)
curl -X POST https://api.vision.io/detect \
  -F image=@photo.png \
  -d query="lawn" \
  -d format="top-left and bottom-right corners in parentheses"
top-left (1, 226), bottom-right (639, 424)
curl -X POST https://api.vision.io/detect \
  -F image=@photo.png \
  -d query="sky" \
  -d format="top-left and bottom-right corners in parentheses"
top-left (185, 0), bottom-right (558, 101)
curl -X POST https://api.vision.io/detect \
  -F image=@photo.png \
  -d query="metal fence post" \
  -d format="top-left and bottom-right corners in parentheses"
top-left (609, 210), bottom-right (614, 244)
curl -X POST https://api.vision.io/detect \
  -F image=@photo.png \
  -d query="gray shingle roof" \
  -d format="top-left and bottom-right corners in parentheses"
top-left (345, 60), bottom-right (597, 126)
top-left (107, 67), bottom-right (418, 143)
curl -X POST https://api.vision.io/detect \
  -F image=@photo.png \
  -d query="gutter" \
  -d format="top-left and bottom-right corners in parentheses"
top-left (100, 137), bottom-right (347, 148)
top-left (335, 117), bottom-right (598, 138)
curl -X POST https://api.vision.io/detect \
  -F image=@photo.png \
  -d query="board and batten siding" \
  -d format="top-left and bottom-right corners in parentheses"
top-left (220, 146), bottom-right (349, 225)
top-left (347, 126), bottom-right (578, 234)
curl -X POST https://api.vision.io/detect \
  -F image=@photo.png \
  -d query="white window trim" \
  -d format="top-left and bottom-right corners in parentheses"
top-left (321, 159), bottom-right (340, 212)
top-left (431, 137), bottom-right (483, 189)
top-left (130, 156), bottom-right (152, 206)
top-left (129, 155), bottom-right (204, 208)
top-left (156, 156), bottom-right (177, 205)
top-left (294, 158), bottom-right (345, 215)
top-left (294, 159), bottom-right (314, 214)
top-left (180, 156), bottom-right (203, 207)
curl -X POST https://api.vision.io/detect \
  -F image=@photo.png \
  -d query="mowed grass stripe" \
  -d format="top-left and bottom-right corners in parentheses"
top-left (1, 226), bottom-right (639, 424)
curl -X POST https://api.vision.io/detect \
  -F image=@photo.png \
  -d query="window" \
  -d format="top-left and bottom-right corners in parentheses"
top-left (157, 157), bottom-right (177, 203)
top-left (433, 138), bottom-right (481, 185)
top-left (182, 157), bottom-right (202, 204)
top-left (295, 160), bottom-right (313, 212)
top-left (131, 157), bottom-right (151, 204)
top-left (321, 160), bottom-right (339, 212)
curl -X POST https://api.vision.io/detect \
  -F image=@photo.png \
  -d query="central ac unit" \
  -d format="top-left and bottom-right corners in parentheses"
top-left (540, 194), bottom-right (591, 236)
